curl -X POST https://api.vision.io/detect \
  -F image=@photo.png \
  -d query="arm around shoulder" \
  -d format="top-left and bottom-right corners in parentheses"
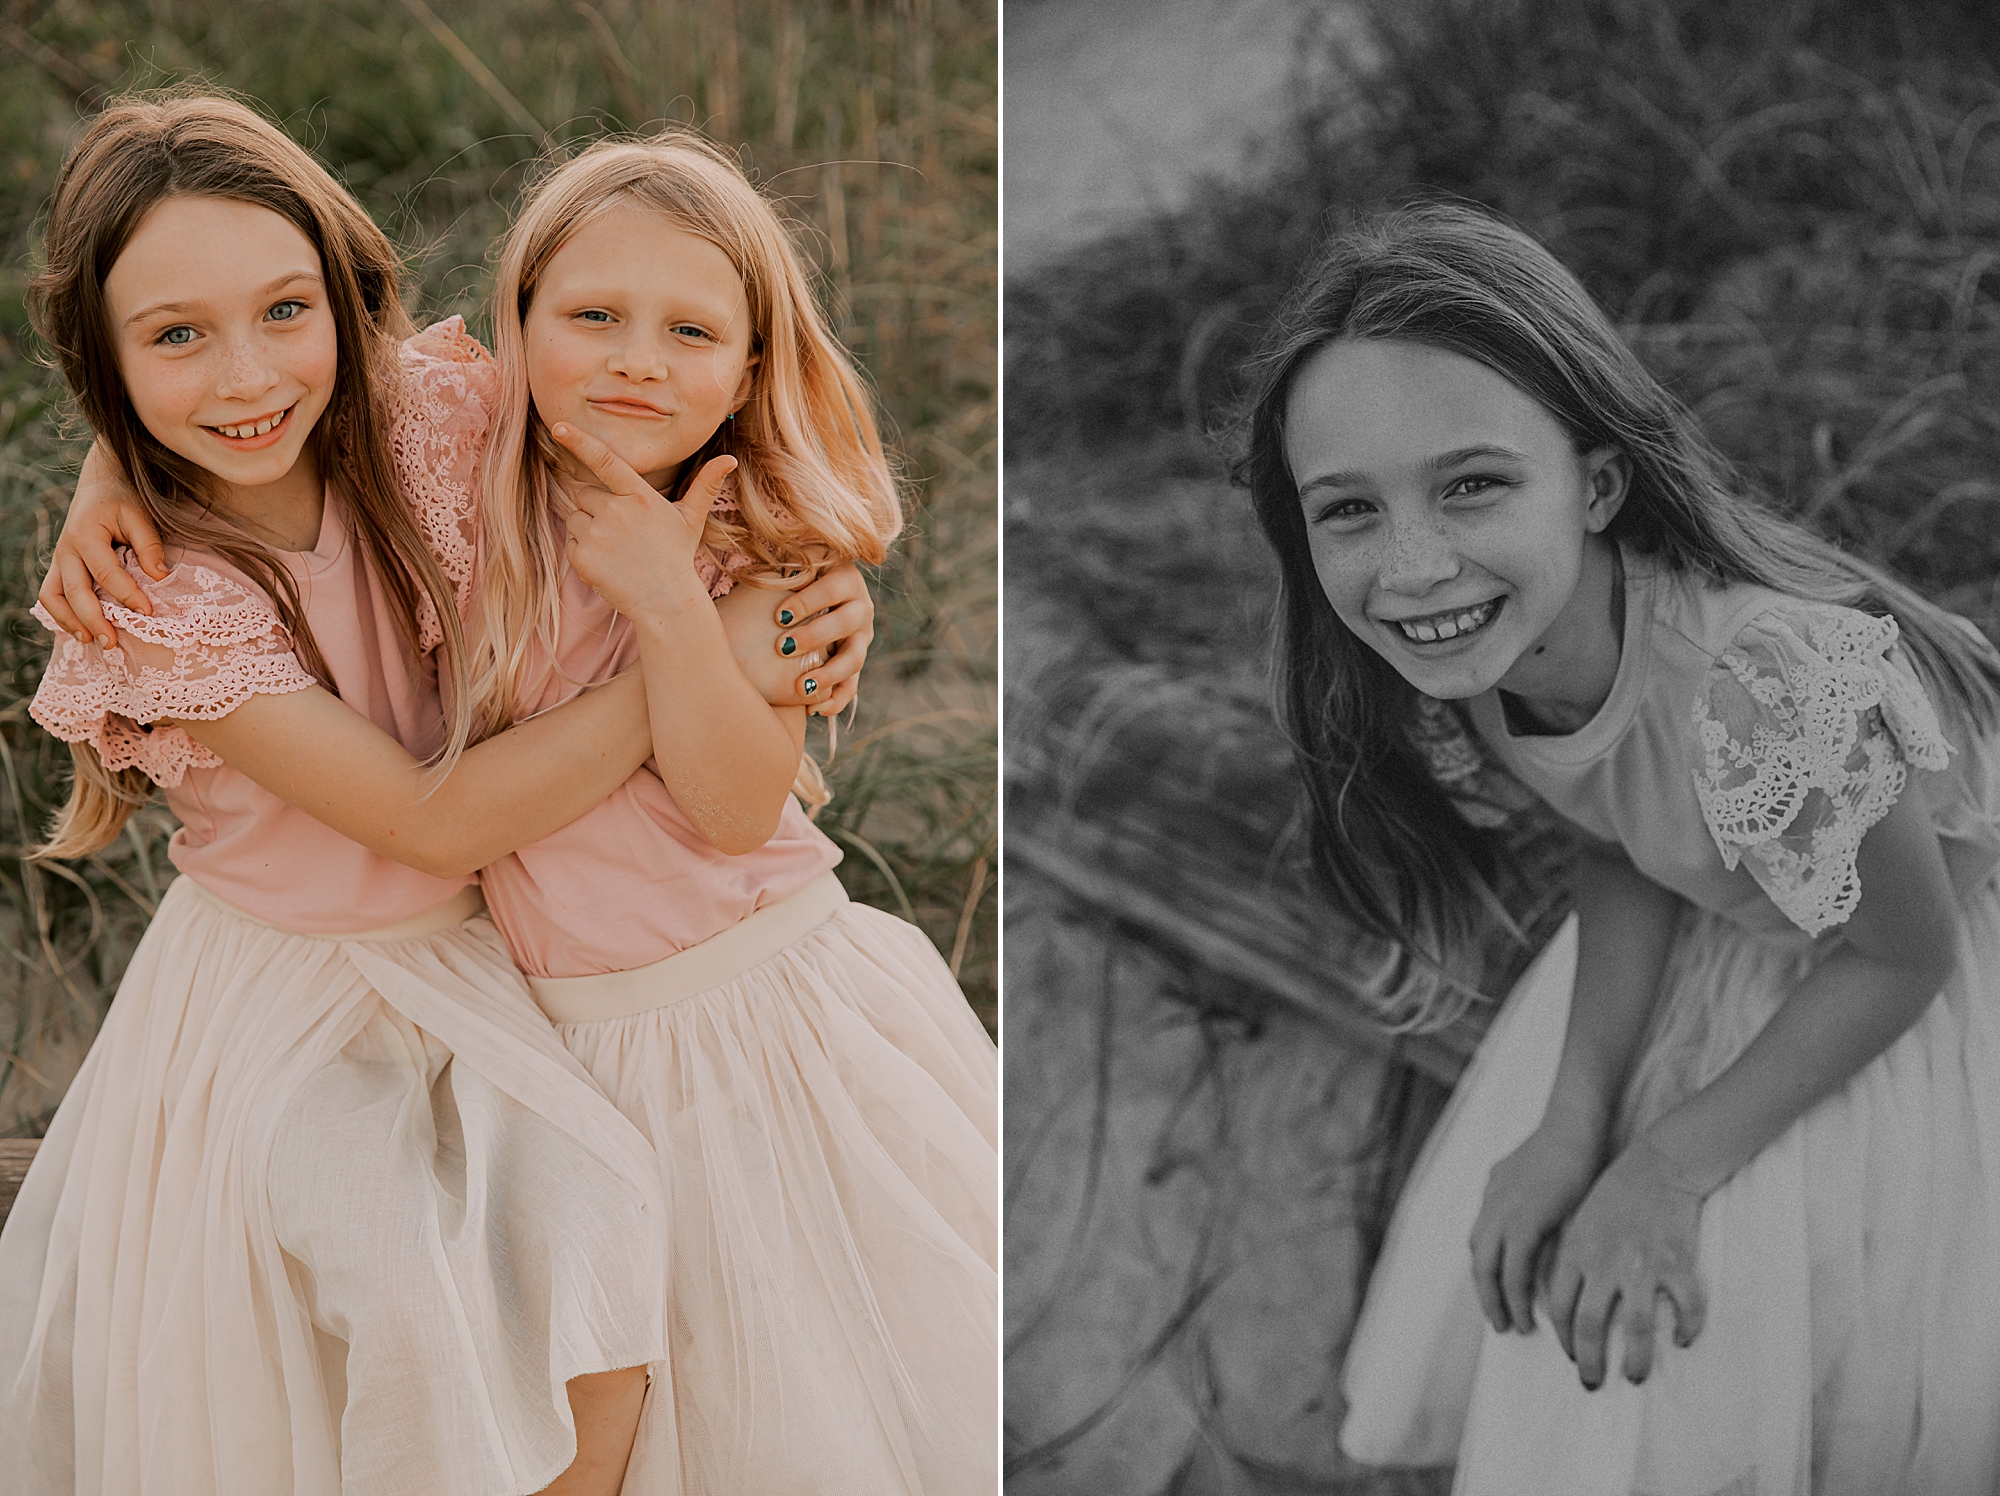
top-left (179, 669), bottom-right (657, 879)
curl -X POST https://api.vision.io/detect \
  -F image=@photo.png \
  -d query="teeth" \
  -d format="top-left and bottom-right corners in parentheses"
top-left (1395, 598), bottom-right (1497, 643)
top-left (217, 409), bottom-right (285, 439)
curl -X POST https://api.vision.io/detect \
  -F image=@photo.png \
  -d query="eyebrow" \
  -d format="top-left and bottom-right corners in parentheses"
top-left (1296, 443), bottom-right (1532, 497)
top-left (122, 269), bottom-right (324, 328)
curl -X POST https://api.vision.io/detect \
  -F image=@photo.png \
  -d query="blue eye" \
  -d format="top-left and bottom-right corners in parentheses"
top-left (674, 324), bottom-right (715, 341)
top-left (267, 299), bottom-right (304, 323)
top-left (158, 325), bottom-right (196, 347)
top-left (578, 309), bottom-right (613, 323)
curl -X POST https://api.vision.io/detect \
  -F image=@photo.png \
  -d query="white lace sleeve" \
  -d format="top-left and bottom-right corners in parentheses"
top-left (29, 556), bottom-right (316, 787)
top-left (1690, 603), bottom-right (1951, 936)
top-left (389, 316), bottom-right (498, 650)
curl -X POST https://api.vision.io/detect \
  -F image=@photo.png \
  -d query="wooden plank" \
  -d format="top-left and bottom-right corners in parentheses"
top-left (1007, 829), bottom-right (1471, 1087)
top-left (0, 1138), bottom-right (38, 1230)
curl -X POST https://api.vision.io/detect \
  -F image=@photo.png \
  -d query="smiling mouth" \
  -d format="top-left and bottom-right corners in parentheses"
top-left (1388, 596), bottom-right (1502, 644)
top-left (206, 404), bottom-right (294, 442)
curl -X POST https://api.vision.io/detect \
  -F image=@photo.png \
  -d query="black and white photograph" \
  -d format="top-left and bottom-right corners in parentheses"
top-left (1005, 1), bottom-right (2000, 1493)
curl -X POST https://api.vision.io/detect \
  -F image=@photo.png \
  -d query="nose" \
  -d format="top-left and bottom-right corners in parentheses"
top-left (606, 325), bottom-right (669, 381)
top-left (214, 332), bottom-right (279, 403)
top-left (1376, 511), bottom-right (1461, 596)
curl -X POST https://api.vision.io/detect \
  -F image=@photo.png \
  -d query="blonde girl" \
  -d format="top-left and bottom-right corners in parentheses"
top-left (455, 132), bottom-right (998, 1496)
top-left (4, 96), bottom-right (865, 1496)
top-left (1242, 203), bottom-right (2000, 1493)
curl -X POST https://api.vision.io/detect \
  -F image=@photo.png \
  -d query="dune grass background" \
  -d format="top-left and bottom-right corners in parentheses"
top-left (1005, 0), bottom-right (2000, 1487)
top-left (0, 0), bottom-right (996, 1138)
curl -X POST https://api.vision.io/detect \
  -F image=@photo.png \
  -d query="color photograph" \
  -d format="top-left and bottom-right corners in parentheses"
top-left (0, 2), bottom-right (995, 1490)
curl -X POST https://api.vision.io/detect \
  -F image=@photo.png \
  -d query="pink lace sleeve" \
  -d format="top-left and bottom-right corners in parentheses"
top-left (1690, 602), bottom-right (1951, 936)
top-left (29, 557), bottom-right (316, 787)
top-left (694, 475), bottom-right (752, 598)
top-left (390, 316), bottom-right (498, 650)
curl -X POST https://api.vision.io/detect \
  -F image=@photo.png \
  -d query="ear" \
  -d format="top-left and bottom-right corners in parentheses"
top-left (730, 351), bottom-right (761, 415)
top-left (1581, 447), bottom-right (1630, 534)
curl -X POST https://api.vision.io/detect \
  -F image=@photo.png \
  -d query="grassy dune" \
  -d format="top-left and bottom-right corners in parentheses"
top-left (0, 0), bottom-right (996, 1136)
top-left (1005, 0), bottom-right (2000, 1488)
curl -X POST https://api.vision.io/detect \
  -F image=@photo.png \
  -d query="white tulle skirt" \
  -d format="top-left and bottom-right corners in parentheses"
top-left (1342, 879), bottom-right (2000, 1495)
top-left (533, 872), bottom-right (999, 1496)
top-left (0, 877), bottom-right (669, 1496)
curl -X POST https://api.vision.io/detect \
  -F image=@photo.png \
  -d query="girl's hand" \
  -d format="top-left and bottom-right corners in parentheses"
top-left (715, 565), bottom-right (873, 715)
top-left (38, 442), bottom-right (170, 647)
top-left (770, 563), bottom-right (874, 716)
top-left (1468, 1119), bottom-right (1603, 1335)
top-left (551, 421), bottom-right (733, 622)
top-left (1544, 1136), bottom-right (1708, 1390)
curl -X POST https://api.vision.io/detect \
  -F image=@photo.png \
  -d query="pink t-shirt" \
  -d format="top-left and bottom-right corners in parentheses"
top-left (28, 326), bottom-right (494, 933)
top-left (475, 537), bottom-right (841, 979)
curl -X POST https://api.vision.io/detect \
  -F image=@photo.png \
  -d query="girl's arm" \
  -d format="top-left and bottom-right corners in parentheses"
top-left (552, 424), bottom-right (804, 856)
top-left (1551, 779), bottom-right (1958, 1390)
top-left (37, 441), bottom-right (875, 715)
top-left (1469, 845), bottom-right (1683, 1334)
top-left (177, 672), bottom-right (657, 879)
top-left (1642, 776), bottom-right (1956, 1180)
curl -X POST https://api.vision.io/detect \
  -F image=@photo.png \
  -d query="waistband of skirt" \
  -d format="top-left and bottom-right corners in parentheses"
top-left (529, 872), bottom-right (849, 1025)
top-left (181, 877), bottom-right (488, 942)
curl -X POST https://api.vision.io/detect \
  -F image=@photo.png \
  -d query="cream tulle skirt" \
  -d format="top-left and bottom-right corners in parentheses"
top-left (1343, 881), bottom-right (2000, 1495)
top-left (0, 877), bottom-right (669, 1496)
top-left (533, 872), bottom-right (999, 1496)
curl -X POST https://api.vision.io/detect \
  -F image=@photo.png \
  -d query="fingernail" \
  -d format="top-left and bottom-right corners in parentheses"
top-left (803, 678), bottom-right (819, 695)
top-left (777, 608), bottom-right (795, 626)
top-left (780, 636), bottom-right (797, 656)
top-left (97, 635), bottom-right (112, 649)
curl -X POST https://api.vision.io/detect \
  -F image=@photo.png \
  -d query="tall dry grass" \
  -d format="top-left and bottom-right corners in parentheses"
top-left (0, 0), bottom-right (995, 1136)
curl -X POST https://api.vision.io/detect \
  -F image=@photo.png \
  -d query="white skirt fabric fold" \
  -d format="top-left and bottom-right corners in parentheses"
top-left (0, 877), bottom-right (668, 1496)
top-left (1341, 883), bottom-right (2000, 1495)
top-left (536, 872), bottom-right (999, 1496)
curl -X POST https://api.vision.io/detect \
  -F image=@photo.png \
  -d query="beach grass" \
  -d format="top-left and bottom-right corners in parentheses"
top-left (0, 0), bottom-right (996, 1135)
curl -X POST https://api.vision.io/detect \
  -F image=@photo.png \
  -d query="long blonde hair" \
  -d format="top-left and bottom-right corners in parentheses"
top-left (471, 129), bottom-right (902, 737)
top-left (27, 93), bottom-right (475, 857)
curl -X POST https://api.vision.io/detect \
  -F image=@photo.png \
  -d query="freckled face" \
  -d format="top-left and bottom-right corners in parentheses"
top-left (102, 194), bottom-right (337, 500)
top-left (523, 202), bottom-right (756, 491)
top-left (1284, 338), bottom-right (1619, 700)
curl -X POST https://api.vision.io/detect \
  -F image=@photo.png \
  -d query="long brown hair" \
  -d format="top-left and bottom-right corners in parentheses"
top-left (1238, 201), bottom-right (2000, 1030)
top-left (27, 92), bottom-right (474, 856)
top-left (472, 129), bottom-right (902, 737)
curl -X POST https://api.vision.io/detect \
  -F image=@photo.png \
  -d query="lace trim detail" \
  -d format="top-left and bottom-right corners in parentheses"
top-left (389, 316), bottom-right (498, 650)
top-left (28, 557), bottom-right (316, 787)
top-left (695, 475), bottom-right (751, 598)
top-left (1409, 694), bottom-right (1534, 829)
top-left (1690, 606), bottom-right (1951, 936)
